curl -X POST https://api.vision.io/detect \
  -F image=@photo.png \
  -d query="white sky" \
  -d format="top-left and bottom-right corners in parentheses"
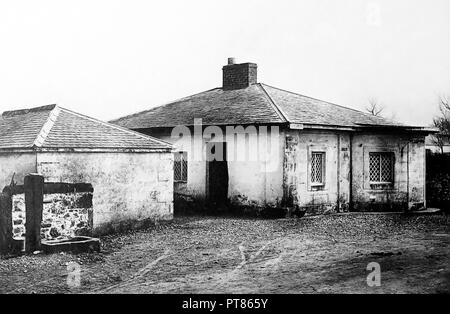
top-left (0, 0), bottom-right (449, 126)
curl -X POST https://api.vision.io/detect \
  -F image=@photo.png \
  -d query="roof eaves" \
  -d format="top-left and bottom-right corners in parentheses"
top-left (302, 123), bottom-right (357, 131)
top-left (35, 147), bottom-right (172, 153)
top-left (355, 123), bottom-right (438, 133)
top-left (0, 147), bottom-right (36, 153)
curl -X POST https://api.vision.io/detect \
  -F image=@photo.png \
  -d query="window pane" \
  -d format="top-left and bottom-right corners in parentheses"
top-left (311, 152), bottom-right (324, 184)
top-left (369, 152), bottom-right (393, 183)
top-left (174, 152), bottom-right (182, 181)
top-left (380, 153), bottom-right (393, 182)
top-left (182, 152), bottom-right (188, 181)
top-left (369, 153), bottom-right (380, 181)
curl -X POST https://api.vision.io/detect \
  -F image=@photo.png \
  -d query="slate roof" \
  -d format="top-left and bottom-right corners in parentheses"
top-left (261, 84), bottom-right (400, 127)
top-left (112, 85), bottom-right (285, 128)
top-left (0, 105), bottom-right (172, 151)
top-left (111, 83), bottom-right (420, 130)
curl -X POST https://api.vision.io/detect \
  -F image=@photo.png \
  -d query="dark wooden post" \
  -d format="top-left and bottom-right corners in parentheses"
top-left (24, 174), bottom-right (44, 253)
top-left (0, 192), bottom-right (13, 255)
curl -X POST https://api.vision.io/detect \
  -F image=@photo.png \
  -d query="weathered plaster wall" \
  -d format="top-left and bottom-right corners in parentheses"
top-left (0, 153), bottom-right (36, 188)
top-left (36, 152), bottom-right (173, 233)
top-left (142, 127), bottom-right (426, 215)
top-left (283, 130), bottom-right (351, 215)
top-left (151, 126), bottom-right (284, 210)
top-left (284, 130), bottom-right (425, 213)
top-left (166, 131), bottom-right (207, 202)
top-left (226, 127), bottom-right (284, 209)
top-left (338, 133), bottom-right (352, 209)
top-left (351, 133), bottom-right (426, 211)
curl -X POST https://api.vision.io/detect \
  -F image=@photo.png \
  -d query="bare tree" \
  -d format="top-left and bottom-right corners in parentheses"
top-left (432, 134), bottom-right (445, 154)
top-left (432, 95), bottom-right (450, 153)
top-left (365, 98), bottom-right (385, 116)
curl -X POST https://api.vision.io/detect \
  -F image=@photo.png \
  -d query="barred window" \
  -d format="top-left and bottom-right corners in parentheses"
top-left (174, 151), bottom-right (188, 182)
top-left (369, 152), bottom-right (394, 183)
top-left (311, 152), bottom-right (325, 185)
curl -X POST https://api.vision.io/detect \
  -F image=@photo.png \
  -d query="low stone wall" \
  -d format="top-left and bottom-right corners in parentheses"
top-left (12, 192), bottom-right (93, 240)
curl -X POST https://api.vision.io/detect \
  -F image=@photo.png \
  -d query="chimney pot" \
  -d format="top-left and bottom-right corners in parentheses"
top-left (228, 57), bottom-right (235, 65)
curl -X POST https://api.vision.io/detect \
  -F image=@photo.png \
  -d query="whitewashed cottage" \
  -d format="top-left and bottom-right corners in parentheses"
top-left (112, 59), bottom-right (434, 216)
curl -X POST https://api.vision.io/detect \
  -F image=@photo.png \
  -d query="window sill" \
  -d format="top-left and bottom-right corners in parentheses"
top-left (310, 184), bottom-right (325, 191)
top-left (369, 183), bottom-right (394, 190)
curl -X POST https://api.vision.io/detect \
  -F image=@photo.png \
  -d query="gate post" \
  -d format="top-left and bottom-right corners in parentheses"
top-left (0, 191), bottom-right (13, 255)
top-left (24, 174), bottom-right (44, 253)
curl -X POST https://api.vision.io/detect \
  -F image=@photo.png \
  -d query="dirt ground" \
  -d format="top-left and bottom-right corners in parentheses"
top-left (0, 213), bottom-right (449, 294)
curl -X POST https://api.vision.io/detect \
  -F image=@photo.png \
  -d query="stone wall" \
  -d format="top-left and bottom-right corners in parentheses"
top-left (11, 194), bottom-right (25, 239)
top-left (12, 191), bottom-right (93, 240)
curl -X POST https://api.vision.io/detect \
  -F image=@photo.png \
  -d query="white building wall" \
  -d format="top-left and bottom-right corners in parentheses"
top-left (143, 127), bottom-right (427, 214)
top-left (36, 151), bottom-right (174, 233)
top-left (154, 126), bottom-right (285, 208)
top-left (226, 127), bottom-right (284, 207)
top-left (0, 152), bottom-right (36, 188)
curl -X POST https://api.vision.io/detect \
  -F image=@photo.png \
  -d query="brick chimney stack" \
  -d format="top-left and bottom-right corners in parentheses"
top-left (222, 58), bottom-right (257, 90)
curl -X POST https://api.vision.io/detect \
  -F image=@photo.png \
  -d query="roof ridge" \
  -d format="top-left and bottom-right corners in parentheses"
top-left (2, 104), bottom-right (57, 118)
top-left (110, 87), bottom-right (222, 124)
top-left (57, 107), bottom-right (173, 148)
top-left (259, 83), bottom-right (399, 125)
top-left (257, 83), bottom-right (289, 123)
top-left (33, 105), bottom-right (61, 147)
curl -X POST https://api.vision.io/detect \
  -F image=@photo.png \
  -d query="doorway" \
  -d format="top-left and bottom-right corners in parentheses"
top-left (206, 142), bottom-right (229, 211)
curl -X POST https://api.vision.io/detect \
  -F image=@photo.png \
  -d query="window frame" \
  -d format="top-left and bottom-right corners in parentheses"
top-left (310, 151), bottom-right (326, 187)
top-left (363, 146), bottom-right (397, 191)
top-left (369, 152), bottom-right (395, 184)
top-left (174, 151), bottom-right (188, 183)
top-left (307, 145), bottom-right (328, 191)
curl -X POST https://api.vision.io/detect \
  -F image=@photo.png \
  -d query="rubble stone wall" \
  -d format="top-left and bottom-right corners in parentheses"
top-left (12, 191), bottom-right (93, 240)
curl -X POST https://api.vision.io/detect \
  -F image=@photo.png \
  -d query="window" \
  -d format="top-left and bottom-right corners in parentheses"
top-left (311, 152), bottom-right (325, 186)
top-left (174, 151), bottom-right (188, 182)
top-left (369, 152), bottom-right (394, 183)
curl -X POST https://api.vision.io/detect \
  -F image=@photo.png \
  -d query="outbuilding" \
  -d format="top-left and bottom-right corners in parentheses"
top-left (0, 104), bottom-right (173, 235)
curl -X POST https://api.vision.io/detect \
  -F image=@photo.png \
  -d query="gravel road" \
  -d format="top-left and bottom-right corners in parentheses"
top-left (1, 213), bottom-right (449, 294)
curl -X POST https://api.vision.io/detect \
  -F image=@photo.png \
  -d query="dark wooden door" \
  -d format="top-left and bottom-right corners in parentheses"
top-left (207, 142), bottom-right (229, 210)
